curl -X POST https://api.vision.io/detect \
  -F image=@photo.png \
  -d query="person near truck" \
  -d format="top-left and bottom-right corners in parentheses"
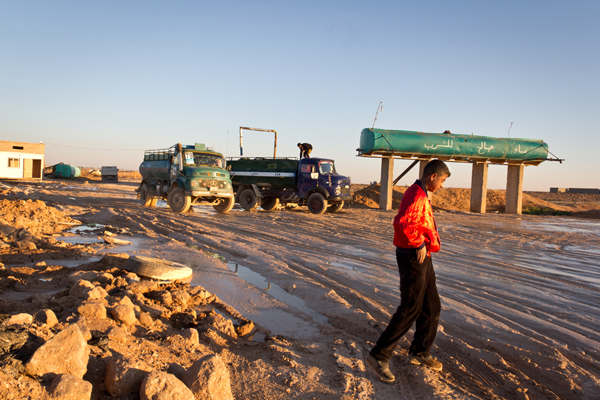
top-left (366, 159), bottom-right (451, 383)
top-left (297, 143), bottom-right (312, 159)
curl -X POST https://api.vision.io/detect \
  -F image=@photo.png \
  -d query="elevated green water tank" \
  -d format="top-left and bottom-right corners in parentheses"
top-left (358, 129), bottom-right (549, 165)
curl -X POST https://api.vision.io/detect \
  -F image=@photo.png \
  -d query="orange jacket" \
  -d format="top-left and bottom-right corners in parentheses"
top-left (393, 181), bottom-right (440, 253)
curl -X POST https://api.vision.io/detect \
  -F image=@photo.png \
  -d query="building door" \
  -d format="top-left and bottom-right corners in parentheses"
top-left (24, 158), bottom-right (33, 178)
top-left (32, 159), bottom-right (42, 178)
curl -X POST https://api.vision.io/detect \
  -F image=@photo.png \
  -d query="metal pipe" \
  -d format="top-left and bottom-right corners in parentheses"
top-left (393, 160), bottom-right (419, 186)
top-left (239, 127), bottom-right (278, 158)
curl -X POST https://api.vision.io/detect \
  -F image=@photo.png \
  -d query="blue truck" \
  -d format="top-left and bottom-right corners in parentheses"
top-left (227, 157), bottom-right (351, 214)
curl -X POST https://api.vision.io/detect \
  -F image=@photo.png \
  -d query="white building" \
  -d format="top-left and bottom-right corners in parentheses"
top-left (0, 140), bottom-right (45, 181)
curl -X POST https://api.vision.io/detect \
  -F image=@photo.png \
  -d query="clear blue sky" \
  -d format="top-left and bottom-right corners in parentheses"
top-left (1, 1), bottom-right (598, 190)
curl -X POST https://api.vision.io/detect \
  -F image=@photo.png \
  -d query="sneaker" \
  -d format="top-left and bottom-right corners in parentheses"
top-left (411, 352), bottom-right (443, 372)
top-left (366, 354), bottom-right (395, 384)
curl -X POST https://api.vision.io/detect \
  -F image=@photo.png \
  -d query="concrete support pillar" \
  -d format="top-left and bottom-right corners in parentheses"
top-left (506, 164), bottom-right (524, 214)
top-left (470, 163), bottom-right (489, 213)
top-left (379, 157), bottom-right (394, 210)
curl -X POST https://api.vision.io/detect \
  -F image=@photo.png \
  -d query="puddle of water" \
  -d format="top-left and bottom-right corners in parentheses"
top-left (186, 245), bottom-right (329, 326)
top-left (226, 261), bottom-right (329, 326)
top-left (564, 245), bottom-right (600, 256)
top-left (522, 220), bottom-right (600, 237)
top-left (27, 257), bottom-right (103, 269)
top-left (69, 223), bottom-right (105, 234)
top-left (246, 330), bottom-right (266, 342)
top-left (55, 236), bottom-right (105, 244)
top-left (99, 237), bottom-right (157, 254)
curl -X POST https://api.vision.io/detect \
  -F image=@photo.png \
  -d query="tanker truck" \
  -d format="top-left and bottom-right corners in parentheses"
top-left (227, 157), bottom-right (352, 214)
top-left (137, 143), bottom-right (234, 213)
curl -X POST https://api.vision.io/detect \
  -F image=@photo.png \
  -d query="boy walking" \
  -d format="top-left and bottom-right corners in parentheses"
top-left (367, 160), bottom-right (451, 383)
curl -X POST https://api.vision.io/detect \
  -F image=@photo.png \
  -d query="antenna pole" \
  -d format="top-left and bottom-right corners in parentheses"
top-left (372, 102), bottom-right (383, 129)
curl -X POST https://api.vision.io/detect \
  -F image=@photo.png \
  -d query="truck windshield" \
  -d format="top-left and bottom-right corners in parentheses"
top-left (183, 152), bottom-right (224, 168)
top-left (319, 161), bottom-right (337, 174)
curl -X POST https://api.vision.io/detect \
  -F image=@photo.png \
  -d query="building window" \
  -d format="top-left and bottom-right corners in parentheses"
top-left (8, 158), bottom-right (20, 168)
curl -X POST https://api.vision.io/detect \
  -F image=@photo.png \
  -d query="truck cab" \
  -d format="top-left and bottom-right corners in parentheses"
top-left (297, 158), bottom-right (351, 211)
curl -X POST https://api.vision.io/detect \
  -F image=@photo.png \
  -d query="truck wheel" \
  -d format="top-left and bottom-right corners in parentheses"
top-left (307, 193), bottom-right (328, 214)
top-left (168, 187), bottom-right (191, 213)
top-left (328, 201), bottom-right (344, 213)
top-left (213, 197), bottom-right (234, 213)
top-left (125, 256), bottom-right (193, 281)
top-left (140, 183), bottom-right (156, 207)
top-left (261, 197), bottom-right (279, 211)
top-left (239, 189), bottom-right (259, 211)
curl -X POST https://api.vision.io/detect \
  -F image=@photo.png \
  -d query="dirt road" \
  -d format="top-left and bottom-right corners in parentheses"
top-left (4, 178), bottom-right (600, 399)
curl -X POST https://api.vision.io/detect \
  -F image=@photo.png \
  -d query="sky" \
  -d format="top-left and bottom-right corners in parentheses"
top-left (1, 1), bottom-right (598, 190)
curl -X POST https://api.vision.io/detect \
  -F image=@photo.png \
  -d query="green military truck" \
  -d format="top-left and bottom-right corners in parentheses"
top-left (138, 143), bottom-right (234, 214)
top-left (227, 157), bottom-right (351, 214)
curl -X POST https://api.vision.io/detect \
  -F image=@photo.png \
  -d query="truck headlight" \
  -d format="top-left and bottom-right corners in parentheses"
top-left (335, 186), bottom-right (341, 195)
top-left (191, 180), bottom-right (199, 188)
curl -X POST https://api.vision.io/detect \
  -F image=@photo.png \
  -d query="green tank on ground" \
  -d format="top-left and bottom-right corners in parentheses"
top-left (45, 163), bottom-right (81, 179)
top-left (137, 143), bottom-right (234, 214)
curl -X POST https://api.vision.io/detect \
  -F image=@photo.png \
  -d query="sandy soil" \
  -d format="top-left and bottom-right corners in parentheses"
top-left (1, 177), bottom-right (599, 399)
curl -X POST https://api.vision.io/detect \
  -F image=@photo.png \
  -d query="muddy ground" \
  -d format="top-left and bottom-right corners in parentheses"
top-left (1, 176), bottom-right (599, 399)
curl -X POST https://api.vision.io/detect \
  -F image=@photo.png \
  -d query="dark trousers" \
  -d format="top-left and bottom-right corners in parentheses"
top-left (370, 251), bottom-right (441, 361)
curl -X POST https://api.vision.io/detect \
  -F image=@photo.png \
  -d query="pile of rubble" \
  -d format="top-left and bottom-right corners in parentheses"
top-left (0, 198), bottom-right (79, 253)
top-left (0, 253), bottom-right (254, 399)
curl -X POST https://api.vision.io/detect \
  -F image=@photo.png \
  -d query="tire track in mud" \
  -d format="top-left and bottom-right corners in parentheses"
top-left (439, 295), bottom-right (599, 400)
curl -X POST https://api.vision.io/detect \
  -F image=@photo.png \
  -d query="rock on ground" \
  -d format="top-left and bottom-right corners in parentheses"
top-left (25, 323), bottom-right (89, 380)
top-left (104, 357), bottom-right (152, 397)
top-left (183, 354), bottom-right (234, 400)
top-left (35, 309), bottom-right (58, 327)
top-left (2, 313), bottom-right (33, 326)
top-left (49, 374), bottom-right (93, 400)
top-left (140, 370), bottom-right (195, 400)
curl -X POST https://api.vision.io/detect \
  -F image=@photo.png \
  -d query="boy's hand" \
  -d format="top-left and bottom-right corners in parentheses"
top-left (417, 246), bottom-right (427, 263)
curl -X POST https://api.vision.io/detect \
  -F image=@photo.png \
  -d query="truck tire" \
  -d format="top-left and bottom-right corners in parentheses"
top-left (261, 197), bottom-right (279, 211)
top-left (307, 193), bottom-right (328, 214)
top-left (328, 201), bottom-right (344, 213)
top-left (168, 187), bottom-right (192, 213)
top-left (140, 184), bottom-right (157, 207)
top-left (213, 197), bottom-right (234, 213)
top-left (125, 256), bottom-right (193, 281)
top-left (239, 188), bottom-right (259, 211)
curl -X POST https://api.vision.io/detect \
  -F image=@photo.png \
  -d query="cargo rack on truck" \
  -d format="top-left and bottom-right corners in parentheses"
top-left (143, 143), bottom-right (213, 161)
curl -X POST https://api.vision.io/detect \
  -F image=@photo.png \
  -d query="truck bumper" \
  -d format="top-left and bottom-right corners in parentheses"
top-left (328, 195), bottom-right (352, 202)
top-left (187, 190), bottom-right (234, 198)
